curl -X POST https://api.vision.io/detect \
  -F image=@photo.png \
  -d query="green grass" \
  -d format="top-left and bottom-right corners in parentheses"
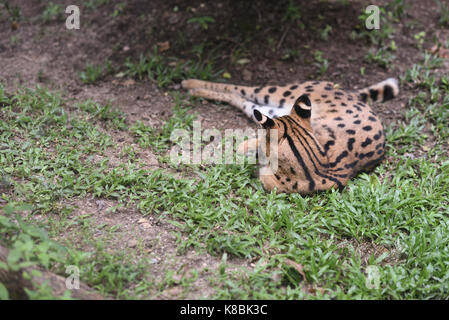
top-left (435, 0), bottom-right (449, 26)
top-left (1, 2), bottom-right (449, 296)
top-left (2, 45), bottom-right (449, 299)
top-left (124, 46), bottom-right (221, 88)
top-left (1, 1), bottom-right (21, 22)
top-left (354, 4), bottom-right (399, 69)
top-left (79, 61), bottom-right (113, 85)
top-left (42, 2), bottom-right (63, 23)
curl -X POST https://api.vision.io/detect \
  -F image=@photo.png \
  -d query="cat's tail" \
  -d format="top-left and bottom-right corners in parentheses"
top-left (358, 78), bottom-right (399, 103)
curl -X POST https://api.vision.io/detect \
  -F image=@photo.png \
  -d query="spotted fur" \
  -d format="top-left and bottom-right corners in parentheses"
top-left (182, 78), bottom-right (399, 194)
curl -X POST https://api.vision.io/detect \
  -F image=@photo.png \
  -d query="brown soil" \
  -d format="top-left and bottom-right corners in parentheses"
top-left (1, 0), bottom-right (448, 299)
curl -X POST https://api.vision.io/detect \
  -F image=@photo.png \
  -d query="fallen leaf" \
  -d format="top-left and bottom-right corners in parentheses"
top-left (157, 41), bottom-right (170, 52)
top-left (302, 283), bottom-right (325, 296)
top-left (222, 72), bottom-right (231, 79)
top-left (429, 45), bottom-right (449, 59)
top-left (236, 58), bottom-right (250, 65)
top-left (123, 79), bottom-right (136, 87)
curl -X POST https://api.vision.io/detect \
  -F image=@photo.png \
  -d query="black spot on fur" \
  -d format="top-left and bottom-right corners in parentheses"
top-left (347, 138), bottom-right (356, 151)
top-left (353, 120), bottom-right (361, 125)
top-left (322, 179), bottom-right (326, 184)
top-left (368, 116), bottom-right (377, 122)
top-left (358, 151), bottom-right (375, 160)
top-left (324, 140), bottom-right (335, 152)
top-left (383, 85), bottom-right (395, 102)
top-left (329, 150), bottom-right (349, 167)
top-left (345, 160), bottom-right (359, 169)
top-left (322, 125), bottom-right (336, 140)
top-left (346, 129), bottom-right (356, 135)
top-left (362, 125), bottom-right (373, 131)
top-left (241, 89), bottom-right (246, 96)
top-left (264, 95), bottom-right (270, 104)
top-left (321, 94), bottom-right (328, 98)
top-left (293, 182), bottom-right (298, 189)
top-left (268, 87), bottom-right (277, 93)
top-left (341, 102), bottom-right (347, 107)
top-left (346, 109), bottom-right (353, 114)
top-left (279, 98), bottom-right (286, 108)
top-left (338, 123), bottom-right (345, 128)
top-left (290, 167), bottom-right (296, 174)
top-left (373, 130), bottom-right (383, 140)
top-left (361, 137), bottom-right (373, 147)
top-left (283, 91), bottom-right (292, 97)
top-left (254, 87), bottom-right (261, 93)
top-left (360, 93), bottom-right (368, 102)
top-left (334, 117), bottom-right (343, 121)
top-left (369, 89), bottom-right (379, 101)
top-left (290, 85), bottom-right (299, 90)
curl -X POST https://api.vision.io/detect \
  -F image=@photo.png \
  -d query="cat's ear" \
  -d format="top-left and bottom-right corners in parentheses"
top-left (292, 94), bottom-right (312, 119)
top-left (253, 109), bottom-right (275, 128)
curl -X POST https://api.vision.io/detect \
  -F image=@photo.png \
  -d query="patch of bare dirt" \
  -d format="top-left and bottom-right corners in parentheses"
top-left (1, 0), bottom-right (448, 299)
top-left (53, 197), bottom-right (248, 299)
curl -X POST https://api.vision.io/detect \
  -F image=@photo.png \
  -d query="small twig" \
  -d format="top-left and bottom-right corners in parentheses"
top-left (277, 23), bottom-right (292, 51)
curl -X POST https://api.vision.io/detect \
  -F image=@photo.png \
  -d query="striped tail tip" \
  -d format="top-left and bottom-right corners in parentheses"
top-left (359, 78), bottom-right (399, 103)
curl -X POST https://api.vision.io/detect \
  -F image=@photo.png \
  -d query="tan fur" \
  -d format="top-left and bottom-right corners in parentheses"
top-left (182, 78), bottom-right (399, 194)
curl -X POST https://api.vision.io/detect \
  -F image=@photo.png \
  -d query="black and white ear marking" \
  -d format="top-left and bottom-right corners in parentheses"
top-left (253, 109), bottom-right (275, 128)
top-left (293, 94), bottom-right (312, 118)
